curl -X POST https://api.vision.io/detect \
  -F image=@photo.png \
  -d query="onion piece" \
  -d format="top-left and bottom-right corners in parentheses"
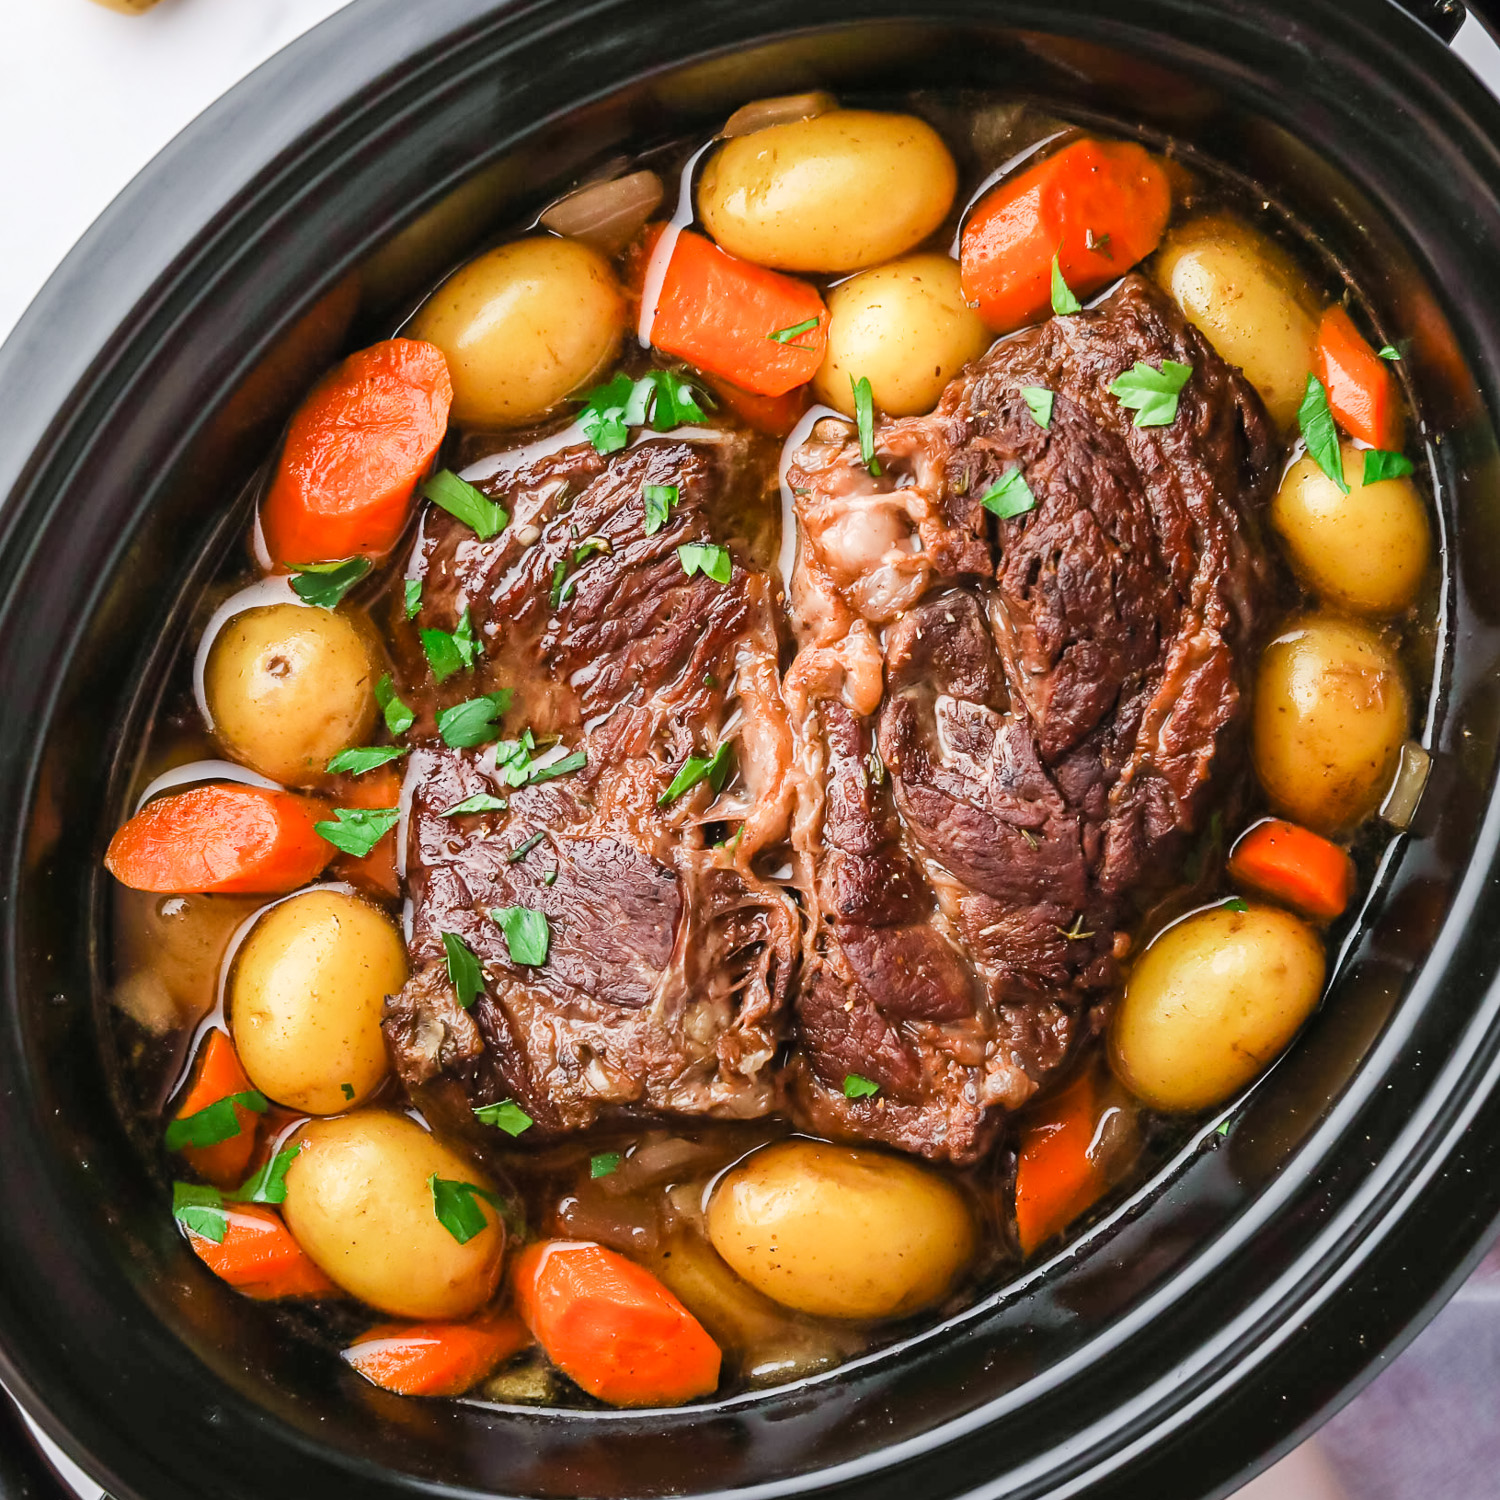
top-left (722, 91), bottom-right (839, 138)
top-left (539, 170), bottom-right (664, 254)
top-left (1380, 740), bottom-right (1432, 830)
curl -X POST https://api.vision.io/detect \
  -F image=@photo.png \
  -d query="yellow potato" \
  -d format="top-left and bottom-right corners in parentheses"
top-left (1111, 903), bottom-right (1326, 1112)
top-left (410, 236), bottom-right (624, 427)
top-left (698, 111), bottom-right (957, 273)
top-left (706, 1140), bottom-right (975, 1319)
top-left (1272, 443), bottom-right (1429, 615)
top-left (283, 1112), bottom-right (505, 1319)
top-left (230, 890), bottom-right (406, 1114)
top-left (1154, 214), bottom-right (1318, 428)
top-left (205, 604), bottom-right (377, 787)
top-left (1253, 615), bottom-right (1410, 833)
top-left (813, 253), bottom-right (990, 417)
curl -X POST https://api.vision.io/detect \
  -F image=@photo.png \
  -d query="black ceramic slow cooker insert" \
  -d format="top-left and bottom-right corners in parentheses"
top-left (4, 2), bottom-right (1500, 1497)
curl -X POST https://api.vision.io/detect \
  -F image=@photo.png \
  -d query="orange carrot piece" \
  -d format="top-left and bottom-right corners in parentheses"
top-left (512, 1240), bottom-right (721, 1407)
top-left (186, 1205), bottom-right (337, 1300)
top-left (172, 1030), bottom-right (261, 1187)
top-left (1229, 818), bottom-right (1355, 922)
top-left (960, 138), bottom-right (1171, 334)
top-left (1316, 305), bottom-right (1402, 452)
top-left (260, 338), bottom-right (453, 567)
top-left (706, 376), bottom-right (812, 438)
top-left (650, 229), bottom-right (826, 397)
top-left (328, 765), bottom-right (402, 898)
top-left (1014, 1070), bottom-right (1105, 1256)
top-left (344, 1311), bottom-right (531, 1397)
top-left (105, 784), bottom-right (332, 894)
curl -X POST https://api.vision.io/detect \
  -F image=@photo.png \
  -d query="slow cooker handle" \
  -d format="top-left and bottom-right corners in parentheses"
top-left (0, 1395), bottom-right (86, 1500)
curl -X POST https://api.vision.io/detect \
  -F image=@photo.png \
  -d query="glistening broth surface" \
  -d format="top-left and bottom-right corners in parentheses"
top-left (105, 89), bottom-right (1438, 1408)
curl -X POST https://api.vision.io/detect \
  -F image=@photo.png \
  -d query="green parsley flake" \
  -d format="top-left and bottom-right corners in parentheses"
top-left (375, 675), bottom-right (415, 736)
top-left (474, 1099), bottom-right (534, 1136)
top-left (543, 870), bottom-right (558, 886)
top-left (172, 1182), bottom-right (228, 1243)
top-left (314, 806), bottom-right (399, 858)
top-left (1050, 255), bottom-right (1082, 316)
top-left (231, 1142), bottom-right (302, 1205)
top-left (442, 931), bottom-right (484, 1010)
top-left (422, 627), bottom-right (465, 683)
top-left (1377, 344), bottom-right (1401, 361)
top-left (423, 470), bottom-right (508, 541)
top-left (678, 542), bottom-right (732, 584)
top-left (508, 830), bottom-right (547, 863)
top-left (1363, 449), bottom-right (1415, 484)
top-left (437, 690), bottom-right (513, 749)
top-left (578, 370), bottom-right (709, 454)
top-left (574, 535), bottom-right (611, 565)
top-left (290, 557), bottom-right (370, 609)
top-left (492, 905), bottom-right (550, 966)
top-left (643, 484), bottom-right (679, 536)
top-left (404, 578), bottom-right (422, 620)
top-left (491, 733), bottom-right (586, 789)
top-left (843, 1074), bottom-right (880, 1099)
top-left (1297, 374), bottom-right (1349, 494)
top-left (164, 1091), bottom-right (267, 1152)
top-left (851, 375), bottom-right (882, 476)
top-left (767, 316), bottom-right (820, 345)
top-left (591, 1152), bottom-right (623, 1178)
top-left (429, 1174), bottom-right (504, 1244)
top-left (979, 469), bottom-right (1037, 520)
top-left (341, 1082), bottom-right (355, 1101)
top-left (1109, 360), bottom-right (1194, 427)
top-left (1216, 1120), bottom-right (1232, 1137)
top-left (1223, 897), bottom-right (1249, 913)
top-left (1021, 386), bottom-right (1054, 430)
top-left (325, 745), bottom-right (407, 776)
top-left (659, 741), bottom-right (734, 807)
top-left (441, 792), bottom-right (507, 817)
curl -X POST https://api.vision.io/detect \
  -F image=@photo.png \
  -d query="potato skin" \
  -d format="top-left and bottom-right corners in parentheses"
top-left (1253, 615), bottom-right (1410, 833)
top-left (410, 237), bottom-right (624, 427)
top-left (1153, 214), bottom-right (1317, 429)
top-left (706, 1140), bottom-right (975, 1319)
top-left (230, 890), bottom-right (406, 1114)
top-left (813, 253), bottom-right (991, 417)
top-left (1272, 444), bottom-right (1429, 615)
top-left (1111, 903), bottom-right (1325, 1112)
top-left (283, 1112), bottom-right (505, 1319)
top-left (205, 603), bottom-right (378, 786)
top-left (698, 111), bottom-right (958, 274)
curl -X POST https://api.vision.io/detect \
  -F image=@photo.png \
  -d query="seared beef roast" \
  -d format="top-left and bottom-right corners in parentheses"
top-left (785, 276), bottom-right (1278, 1160)
top-left (385, 431), bottom-right (798, 1133)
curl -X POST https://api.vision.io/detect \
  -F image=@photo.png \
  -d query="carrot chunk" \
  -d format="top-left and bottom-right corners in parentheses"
top-left (650, 230), bottom-right (826, 397)
top-left (327, 765), bottom-right (403, 898)
top-left (1228, 817), bottom-right (1355, 922)
top-left (260, 339), bottom-right (453, 567)
top-left (185, 1205), bottom-right (337, 1300)
top-left (960, 138), bottom-right (1171, 334)
top-left (1014, 1070), bottom-right (1107, 1257)
top-left (105, 784), bottom-right (332, 894)
top-left (170, 1030), bottom-right (263, 1187)
top-left (344, 1311), bottom-right (531, 1397)
top-left (512, 1240), bottom-right (721, 1406)
top-left (1315, 305), bottom-right (1402, 451)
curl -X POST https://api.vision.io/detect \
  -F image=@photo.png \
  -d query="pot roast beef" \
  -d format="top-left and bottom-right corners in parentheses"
top-left (784, 275), bottom-right (1278, 1160)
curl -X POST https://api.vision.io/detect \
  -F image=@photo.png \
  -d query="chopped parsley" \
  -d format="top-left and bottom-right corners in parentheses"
top-left (436, 689), bottom-right (513, 749)
top-left (314, 806), bottom-right (399, 858)
top-left (325, 745), bottom-right (407, 776)
top-left (422, 470), bottom-right (508, 541)
top-left (404, 578), bottom-right (422, 620)
top-left (442, 931), bottom-right (484, 1010)
top-left (164, 1090), bottom-right (267, 1152)
top-left (508, 830), bottom-right (547, 863)
top-left (643, 483), bottom-right (679, 536)
top-left (1050, 255), bottom-right (1082, 316)
top-left (422, 607), bottom-right (479, 682)
top-left (375, 675), bottom-right (415, 737)
top-left (341, 1082), bottom-right (355, 1101)
top-left (234, 1142), bottom-right (302, 1205)
top-left (851, 375), bottom-right (882, 476)
top-left (678, 542), bottom-right (731, 584)
top-left (1216, 1120), bottom-right (1232, 1137)
top-left (474, 1100), bottom-right (534, 1136)
top-left (590, 1152), bottom-right (623, 1178)
top-left (441, 791), bottom-right (508, 817)
top-left (1377, 344), bottom-right (1401, 361)
top-left (577, 370), bottom-right (709, 454)
top-left (659, 742), bottom-right (734, 807)
top-left (979, 469), bottom-right (1037, 520)
top-left (1223, 896), bottom-right (1249, 913)
top-left (843, 1074), bottom-right (880, 1100)
top-left (549, 560), bottom-right (574, 610)
top-left (491, 905), bottom-right (550, 966)
top-left (767, 316), bottom-right (820, 345)
top-left (429, 1174), bottom-right (504, 1244)
top-left (1363, 449), bottom-right (1415, 484)
top-left (1020, 386), bottom-right (1054, 430)
top-left (574, 534), bottom-right (611, 564)
top-left (290, 557), bottom-right (370, 609)
top-left (1110, 360), bottom-right (1193, 427)
top-left (543, 870), bottom-right (558, 887)
top-left (171, 1143), bottom-right (305, 1243)
top-left (1297, 373), bottom-right (1348, 494)
top-left (492, 732), bottom-right (586, 788)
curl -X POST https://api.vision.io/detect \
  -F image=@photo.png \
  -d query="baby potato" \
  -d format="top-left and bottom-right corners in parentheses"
top-left (1111, 903), bottom-right (1326, 1112)
top-left (1154, 214), bottom-right (1318, 429)
top-left (283, 1112), bottom-right (505, 1319)
top-left (813, 253), bottom-right (991, 417)
top-left (706, 1139), bottom-right (975, 1319)
top-left (1253, 615), bottom-right (1410, 833)
top-left (410, 236), bottom-right (624, 427)
top-left (1272, 443), bottom-right (1430, 615)
top-left (230, 889), bottom-right (406, 1114)
top-left (205, 603), bottom-right (377, 786)
top-left (698, 110), bottom-right (958, 274)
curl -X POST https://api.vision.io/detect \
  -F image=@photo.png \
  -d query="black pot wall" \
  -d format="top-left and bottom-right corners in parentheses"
top-left (5, 3), bottom-right (1500, 1500)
